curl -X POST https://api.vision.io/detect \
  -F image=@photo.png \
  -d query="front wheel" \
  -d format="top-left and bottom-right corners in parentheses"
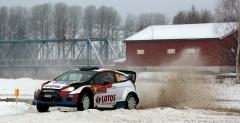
top-left (77, 93), bottom-right (91, 111)
top-left (36, 104), bottom-right (49, 112)
top-left (125, 95), bottom-right (137, 110)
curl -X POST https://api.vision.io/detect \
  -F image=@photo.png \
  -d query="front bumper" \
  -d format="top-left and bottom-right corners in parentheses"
top-left (32, 99), bottom-right (77, 107)
top-left (33, 89), bottom-right (78, 107)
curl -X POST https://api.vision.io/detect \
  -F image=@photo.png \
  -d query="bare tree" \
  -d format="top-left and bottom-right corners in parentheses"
top-left (96, 6), bottom-right (108, 38)
top-left (187, 6), bottom-right (201, 24)
top-left (83, 5), bottom-right (97, 37)
top-left (29, 5), bottom-right (41, 39)
top-left (123, 14), bottom-right (137, 38)
top-left (136, 13), bottom-right (168, 31)
top-left (39, 4), bottom-right (53, 40)
top-left (173, 6), bottom-right (214, 24)
top-left (173, 11), bottom-right (187, 24)
top-left (107, 7), bottom-right (121, 57)
top-left (54, 3), bottom-right (68, 40)
top-left (54, 3), bottom-right (69, 60)
top-left (30, 4), bottom-right (53, 40)
top-left (66, 6), bottom-right (82, 59)
top-left (8, 6), bottom-right (28, 40)
top-left (6, 6), bottom-right (29, 60)
top-left (67, 6), bottom-right (82, 39)
top-left (95, 6), bottom-right (121, 39)
top-left (29, 4), bottom-right (53, 60)
top-left (109, 9), bottom-right (121, 41)
top-left (216, 0), bottom-right (240, 83)
top-left (200, 9), bottom-right (214, 23)
top-left (0, 7), bottom-right (8, 40)
top-left (101, 6), bottom-right (121, 39)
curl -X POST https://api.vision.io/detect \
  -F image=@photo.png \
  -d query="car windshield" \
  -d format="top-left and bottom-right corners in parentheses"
top-left (54, 71), bottom-right (96, 83)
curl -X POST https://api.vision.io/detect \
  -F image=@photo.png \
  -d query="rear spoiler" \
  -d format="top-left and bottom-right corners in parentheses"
top-left (117, 70), bottom-right (136, 83)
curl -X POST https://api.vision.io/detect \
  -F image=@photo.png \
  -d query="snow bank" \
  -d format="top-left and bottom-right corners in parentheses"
top-left (0, 78), bottom-right (46, 99)
top-left (0, 102), bottom-right (30, 116)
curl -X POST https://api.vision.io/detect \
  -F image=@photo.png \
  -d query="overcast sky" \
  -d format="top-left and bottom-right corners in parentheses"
top-left (0, 0), bottom-right (218, 18)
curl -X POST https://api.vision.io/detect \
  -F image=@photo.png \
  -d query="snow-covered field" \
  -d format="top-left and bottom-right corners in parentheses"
top-left (0, 72), bottom-right (240, 123)
top-left (0, 102), bottom-right (240, 123)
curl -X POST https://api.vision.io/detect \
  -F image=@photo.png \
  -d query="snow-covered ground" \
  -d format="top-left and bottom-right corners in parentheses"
top-left (0, 102), bottom-right (240, 123)
top-left (0, 72), bottom-right (240, 122)
top-left (0, 102), bottom-right (30, 116)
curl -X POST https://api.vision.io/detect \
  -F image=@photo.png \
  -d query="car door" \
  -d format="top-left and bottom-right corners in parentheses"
top-left (111, 72), bottom-right (132, 103)
top-left (93, 72), bottom-right (116, 108)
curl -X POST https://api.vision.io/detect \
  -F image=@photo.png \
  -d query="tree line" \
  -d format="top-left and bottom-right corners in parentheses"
top-left (0, 3), bottom-right (120, 41)
top-left (0, 2), bottom-right (233, 41)
top-left (0, 3), bottom-right (167, 42)
top-left (173, 6), bottom-right (214, 24)
top-left (0, 3), bottom-right (170, 41)
top-left (123, 5), bottom-right (216, 38)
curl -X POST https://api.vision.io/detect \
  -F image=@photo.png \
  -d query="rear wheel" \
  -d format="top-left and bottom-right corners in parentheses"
top-left (125, 95), bottom-right (137, 110)
top-left (36, 104), bottom-right (49, 112)
top-left (77, 93), bottom-right (91, 111)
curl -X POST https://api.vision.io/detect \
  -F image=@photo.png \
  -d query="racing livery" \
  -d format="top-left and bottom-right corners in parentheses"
top-left (32, 67), bottom-right (139, 112)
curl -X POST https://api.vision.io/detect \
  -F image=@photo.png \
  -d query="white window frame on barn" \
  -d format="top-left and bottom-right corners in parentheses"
top-left (167, 49), bottom-right (175, 55)
top-left (186, 48), bottom-right (200, 54)
top-left (137, 49), bottom-right (144, 55)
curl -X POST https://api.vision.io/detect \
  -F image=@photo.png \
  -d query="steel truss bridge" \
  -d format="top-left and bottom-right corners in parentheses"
top-left (0, 38), bottom-right (118, 69)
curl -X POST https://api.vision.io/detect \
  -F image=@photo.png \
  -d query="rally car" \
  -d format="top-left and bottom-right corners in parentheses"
top-left (32, 67), bottom-right (139, 112)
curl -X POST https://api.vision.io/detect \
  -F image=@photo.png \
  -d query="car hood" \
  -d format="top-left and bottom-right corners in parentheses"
top-left (42, 80), bottom-right (75, 90)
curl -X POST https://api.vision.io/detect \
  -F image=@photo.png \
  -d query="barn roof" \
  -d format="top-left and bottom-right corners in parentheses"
top-left (125, 22), bottom-right (237, 41)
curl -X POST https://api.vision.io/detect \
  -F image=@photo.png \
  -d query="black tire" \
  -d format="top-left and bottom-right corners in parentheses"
top-left (36, 104), bottom-right (49, 112)
top-left (77, 93), bottom-right (91, 111)
top-left (125, 95), bottom-right (137, 110)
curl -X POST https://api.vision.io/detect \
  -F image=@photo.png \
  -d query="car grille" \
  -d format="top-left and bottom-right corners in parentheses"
top-left (42, 89), bottom-right (59, 93)
top-left (38, 89), bottom-right (62, 102)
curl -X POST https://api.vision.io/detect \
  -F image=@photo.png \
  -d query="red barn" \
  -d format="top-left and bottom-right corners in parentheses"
top-left (124, 23), bottom-right (238, 68)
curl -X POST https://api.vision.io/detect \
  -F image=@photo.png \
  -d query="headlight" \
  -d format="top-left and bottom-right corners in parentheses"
top-left (62, 86), bottom-right (75, 91)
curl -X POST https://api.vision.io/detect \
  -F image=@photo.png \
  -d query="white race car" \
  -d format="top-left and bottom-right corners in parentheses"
top-left (32, 67), bottom-right (139, 112)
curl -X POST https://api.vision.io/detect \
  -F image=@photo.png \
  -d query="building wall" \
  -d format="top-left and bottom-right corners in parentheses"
top-left (219, 32), bottom-right (238, 66)
top-left (126, 34), bottom-right (237, 66)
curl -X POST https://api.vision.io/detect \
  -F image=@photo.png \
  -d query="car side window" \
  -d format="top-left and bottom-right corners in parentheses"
top-left (94, 72), bottom-right (114, 85)
top-left (115, 73), bottom-right (128, 83)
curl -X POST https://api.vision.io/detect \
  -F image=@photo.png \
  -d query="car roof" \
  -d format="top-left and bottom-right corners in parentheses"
top-left (74, 67), bottom-right (129, 76)
top-left (94, 68), bottom-right (114, 72)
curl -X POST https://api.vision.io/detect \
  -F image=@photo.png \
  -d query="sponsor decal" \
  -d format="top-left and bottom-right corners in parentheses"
top-left (91, 86), bottom-right (107, 94)
top-left (96, 94), bottom-right (116, 103)
top-left (44, 84), bottom-right (61, 89)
